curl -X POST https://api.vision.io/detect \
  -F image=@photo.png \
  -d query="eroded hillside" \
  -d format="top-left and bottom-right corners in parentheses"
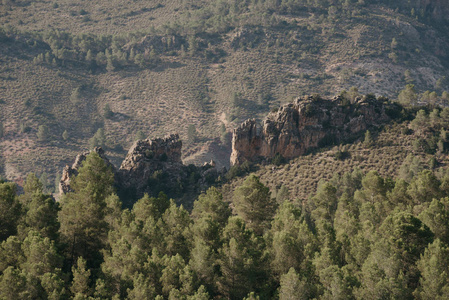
top-left (1, 0), bottom-right (449, 189)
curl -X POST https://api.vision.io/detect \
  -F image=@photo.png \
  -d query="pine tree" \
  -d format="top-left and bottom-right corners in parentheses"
top-left (58, 152), bottom-right (115, 266)
top-left (413, 239), bottom-right (449, 299)
top-left (187, 124), bottom-right (198, 145)
top-left (103, 103), bottom-right (113, 119)
top-left (268, 201), bottom-right (316, 279)
top-left (279, 268), bottom-right (312, 300)
top-left (233, 175), bottom-right (276, 235)
top-left (217, 217), bottom-right (267, 299)
top-left (20, 190), bottom-right (59, 240)
top-left (37, 125), bottom-right (49, 142)
top-left (135, 130), bottom-right (146, 141)
top-left (161, 200), bottom-right (191, 259)
top-left (89, 128), bottom-right (107, 149)
top-left (0, 182), bottom-right (21, 241)
top-left (363, 130), bottom-right (373, 148)
top-left (418, 198), bottom-right (449, 244)
top-left (71, 257), bottom-right (91, 298)
top-left (398, 84), bottom-right (418, 106)
top-left (0, 267), bottom-right (29, 299)
top-left (21, 230), bottom-right (63, 279)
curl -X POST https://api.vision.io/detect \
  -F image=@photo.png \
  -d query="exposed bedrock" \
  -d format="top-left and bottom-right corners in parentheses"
top-left (231, 95), bottom-right (396, 166)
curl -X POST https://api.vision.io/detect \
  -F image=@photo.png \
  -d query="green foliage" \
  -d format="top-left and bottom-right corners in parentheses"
top-left (37, 125), bottom-right (49, 142)
top-left (187, 124), bottom-right (198, 145)
top-left (414, 239), bottom-right (449, 299)
top-left (233, 175), bottom-right (277, 235)
top-left (363, 130), bottom-right (373, 148)
top-left (70, 87), bottom-right (81, 104)
top-left (334, 149), bottom-right (350, 160)
top-left (18, 180), bottom-right (60, 240)
top-left (58, 152), bottom-right (115, 265)
top-left (398, 84), bottom-right (418, 106)
top-left (135, 130), bottom-right (146, 141)
top-left (89, 128), bottom-right (107, 149)
top-left (217, 217), bottom-right (267, 299)
top-left (62, 130), bottom-right (69, 141)
top-left (419, 198), bottom-right (449, 244)
top-left (268, 201), bottom-right (316, 281)
top-left (0, 182), bottom-right (21, 241)
top-left (103, 103), bottom-right (113, 119)
top-left (279, 267), bottom-right (313, 300)
top-left (272, 153), bottom-right (286, 166)
top-left (71, 257), bottom-right (91, 298)
top-left (0, 267), bottom-right (29, 299)
top-left (3, 141), bottom-right (449, 298)
top-left (225, 161), bottom-right (253, 180)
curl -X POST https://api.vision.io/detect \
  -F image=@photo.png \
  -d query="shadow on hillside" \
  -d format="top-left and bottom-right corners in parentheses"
top-left (152, 61), bottom-right (186, 72)
top-left (109, 112), bottom-right (130, 122)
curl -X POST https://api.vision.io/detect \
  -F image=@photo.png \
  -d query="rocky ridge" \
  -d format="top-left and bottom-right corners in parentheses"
top-left (116, 134), bottom-right (184, 202)
top-left (230, 95), bottom-right (398, 165)
top-left (60, 134), bottom-right (221, 208)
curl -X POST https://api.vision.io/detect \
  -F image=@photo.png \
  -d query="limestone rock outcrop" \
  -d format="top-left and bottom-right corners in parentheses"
top-left (59, 133), bottom-right (222, 209)
top-left (59, 147), bottom-right (115, 194)
top-left (117, 134), bottom-right (183, 198)
top-left (231, 95), bottom-right (396, 165)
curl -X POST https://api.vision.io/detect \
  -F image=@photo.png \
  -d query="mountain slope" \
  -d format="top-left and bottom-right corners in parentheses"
top-left (1, 0), bottom-right (449, 188)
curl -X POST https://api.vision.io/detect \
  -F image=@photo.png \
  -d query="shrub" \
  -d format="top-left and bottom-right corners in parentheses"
top-left (225, 161), bottom-right (253, 180)
top-left (304, 104), bottom-right (315, 117)
top-left (37, 125), bottom-right (49, 142)
top-left (103, 104), bottom-right (113, 119)
top-left (272, 153), bottom-right (286, 166)
top-left (334, 150), bottom-right (350, 161)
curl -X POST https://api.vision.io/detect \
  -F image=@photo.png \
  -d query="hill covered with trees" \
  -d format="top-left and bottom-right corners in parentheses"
top-left (2, 1), bottom-right (449, 297)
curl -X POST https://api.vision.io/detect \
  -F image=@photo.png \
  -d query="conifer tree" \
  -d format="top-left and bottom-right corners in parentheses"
top-left (233, 175), bottom-right (276, 235)
top-left (71, 257), bottom-right (91, 299)
top-left (414, 239), bottom-right (449, 299)
top-left (58, 152), bottom-right (115, 266)
top-left (217, 217), bottom-right (267, 299)
top-left (0, 266), bottom-right (29, 299)
top-left (0, 182), bottom-right (21, 241)
top-left (418, 197), bottom-right (449, 244)
top-left (279, 268), bottom-right (313, 300)
top-left (268, 201), bottom-right (316, 279)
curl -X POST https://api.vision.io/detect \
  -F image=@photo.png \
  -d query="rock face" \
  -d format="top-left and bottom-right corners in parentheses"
top-left (231, 95), bottom-right (395, 166)
top-left (117, 134), bottom-right (183, 198)
top-left (60, 134), bottom-right (222, 209)
top-left (59, 147), bottom-right (115, 194)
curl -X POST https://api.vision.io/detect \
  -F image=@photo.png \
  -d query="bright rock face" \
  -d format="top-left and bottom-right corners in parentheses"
top-left (230, 95), bottom-right (394, 166)
top-left (117, 134), bottom-right (183, 197)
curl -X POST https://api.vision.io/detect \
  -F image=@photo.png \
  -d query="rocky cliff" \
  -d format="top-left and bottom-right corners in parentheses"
top-left (60, 134), bottom-right (221, 208)
top-left (231, 95), bottom-right (397, 166)
top-left (116, 134), bottom-right (184, 201)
